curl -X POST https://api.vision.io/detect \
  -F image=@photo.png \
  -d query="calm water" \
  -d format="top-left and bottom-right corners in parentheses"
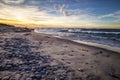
top-left (35, 28), bottom-right (120, 48)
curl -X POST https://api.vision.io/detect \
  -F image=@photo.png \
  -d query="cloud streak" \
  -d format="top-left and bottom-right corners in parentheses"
top-left (2, 0), bottom-right (25, 4)
top-left (99, 11), bottom-right (120, 19)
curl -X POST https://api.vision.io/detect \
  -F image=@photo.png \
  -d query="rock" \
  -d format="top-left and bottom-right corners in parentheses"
top-left (0, 65), bottom-right (5, 71)
top-left (5, 53), bottom-right (14, 59)
top-left (55, 77), bottom-right (60, 80)
top-left (55, 73), bottom-right (68, 80)
top-left (24, 33), bottom-right (30, 36)
top-left (85, 62), bottom-right (89, 64)
top-left (71, 50), bottom-right (74, 52)
top-left (82, 54), bottom-right (85, 56)
top-left (78, 69), bottom-right (85, 72)
top-left (0, 37), bottom-right (73, 80)
top-left (69, 54), bottom-right (74, 56)
top-left (30, 74), bottom-right (42, 80)
top-left (105, 66), bottom-right (120, 79)
top-left (99, 51), bottom-right (103, 53)
top-left (93, 51), bottom-right (103, 55)
top-left (26, 78), bottom-right (32, 80)
top-left (54, 65), bottom-right (64, 71)
top-left (3, 76), bottom-right (10, 80)
top-left (86, 74), bottom-right (101, 80)
top-left (105, 54), bottom-right (110, 57)
top-left (5, 62), bottom-right (19, 71)
top-left (14, 74), bottom-right (21, 80)
top-left (23, 66), bottom-right (32, 71)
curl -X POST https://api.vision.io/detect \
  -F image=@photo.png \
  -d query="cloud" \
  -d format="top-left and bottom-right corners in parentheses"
top-left (99, 10), bottom-right (120, 19)
top-left (98, 10), bottom-right (120, 24)
top-left (0, 3), bottom-right (99, 27)
top-left (54, 4), bottom-right (69, 16)
top-left (54, 5), bottom-right (96, 18)
top-left (59, 4), bottom-right (69, 16)
top-left (2, 0), bottom-right (25, 4)
top-left (0, 1), bottom-right (119, 28)
top-left (0, 4), bottom-right (49, 23)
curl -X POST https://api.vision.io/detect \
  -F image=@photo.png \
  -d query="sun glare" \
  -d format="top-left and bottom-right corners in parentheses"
top-left (13, 12), bottom-right (23, 21)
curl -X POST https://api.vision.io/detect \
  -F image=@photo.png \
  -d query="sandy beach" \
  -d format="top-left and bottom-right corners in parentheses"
top-left (0, 24), bottom-right (120, 80)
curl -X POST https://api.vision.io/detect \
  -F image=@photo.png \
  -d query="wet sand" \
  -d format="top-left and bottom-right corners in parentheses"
top-left (31, 32), bottom-right (120, 80)
top-left (0, 26), bottom-right (120, 80)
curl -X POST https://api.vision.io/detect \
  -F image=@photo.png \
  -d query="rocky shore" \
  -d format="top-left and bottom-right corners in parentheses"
top-left (0, 37), bottom-right (72, 80)
top-left (0, 24), bottom-right (76, 80)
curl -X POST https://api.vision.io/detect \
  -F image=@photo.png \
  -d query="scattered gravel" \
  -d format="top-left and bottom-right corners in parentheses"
top-left (0, 37), bottom-right (73, 80)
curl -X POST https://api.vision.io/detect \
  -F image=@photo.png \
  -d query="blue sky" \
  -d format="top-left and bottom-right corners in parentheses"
top-left (0, 0), bottom-right (120, 28)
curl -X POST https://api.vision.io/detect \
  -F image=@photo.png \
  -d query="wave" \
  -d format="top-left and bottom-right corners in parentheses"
top-left (68, 29), bottom-right (120, 34)
top-left (35, 28), bottom-right (120, 34)
top-left (34, 28), bottom-right (120, 48)
top-left (34, 28), bottom-right (74, 36)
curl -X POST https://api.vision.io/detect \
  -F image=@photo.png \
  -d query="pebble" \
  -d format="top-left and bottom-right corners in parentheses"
top-left (86, 74), bottom-right (101, 80)
top-left (69, 54), bottom-right (74, 56)
top-left (3, 76), bottom-right (10, 80)
top-left (0, 37), bottom-right (72, 79)
top-left (82, 54), bottom-right (85, 56)
top-left (15, 74), bottom-right (21, 80)
top-left (78, 69), bottom-right (84, 72)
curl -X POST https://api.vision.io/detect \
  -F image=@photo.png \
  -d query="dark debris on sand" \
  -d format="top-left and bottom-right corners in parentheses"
top-left (0, 37), bottom-right (73, 80)
top-left (0, 23), bottom-right (32, 33)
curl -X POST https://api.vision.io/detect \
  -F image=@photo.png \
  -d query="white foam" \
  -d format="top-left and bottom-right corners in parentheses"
top-left (54, 36), bottom-right (120, 53)
top-left (34, 28), bottom-right (74, 36)
top-left (73, 40), bottom-right (120, 53)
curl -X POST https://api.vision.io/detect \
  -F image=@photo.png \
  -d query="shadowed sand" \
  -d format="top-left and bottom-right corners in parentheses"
top-left (0, 24), bottom-right (120, 80)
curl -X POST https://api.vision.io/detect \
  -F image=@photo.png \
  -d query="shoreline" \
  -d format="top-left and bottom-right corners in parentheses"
top-left (73, 40), bottom-right (120, 53)
top-left (54, 36), bottom-right (120, 53)
top-left (34, 30), bottom-right (120, 53)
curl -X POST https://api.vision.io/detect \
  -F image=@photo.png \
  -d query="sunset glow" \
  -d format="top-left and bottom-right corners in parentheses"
top-left (0, 0), bottom-right (120, 28)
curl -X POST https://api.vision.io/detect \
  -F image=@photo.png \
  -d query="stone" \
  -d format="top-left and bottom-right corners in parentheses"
top-left (30, 74), bottom-right (42, 80)
top-left (0, 37), bottom-right (73, 80)
top-left (86, 74), bottom-right (101, 80)
top-left (3, 76), bottom-right (10, 80)
top-left (78, 69), bottom-right (84, 72)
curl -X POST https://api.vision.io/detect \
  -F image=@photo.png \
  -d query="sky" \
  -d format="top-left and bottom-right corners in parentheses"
top-left (0, 0), bottom-right (120, 28)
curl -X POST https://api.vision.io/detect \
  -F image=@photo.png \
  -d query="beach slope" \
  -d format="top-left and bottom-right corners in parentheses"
top-left (0, 24), bottom-right (120, 80)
